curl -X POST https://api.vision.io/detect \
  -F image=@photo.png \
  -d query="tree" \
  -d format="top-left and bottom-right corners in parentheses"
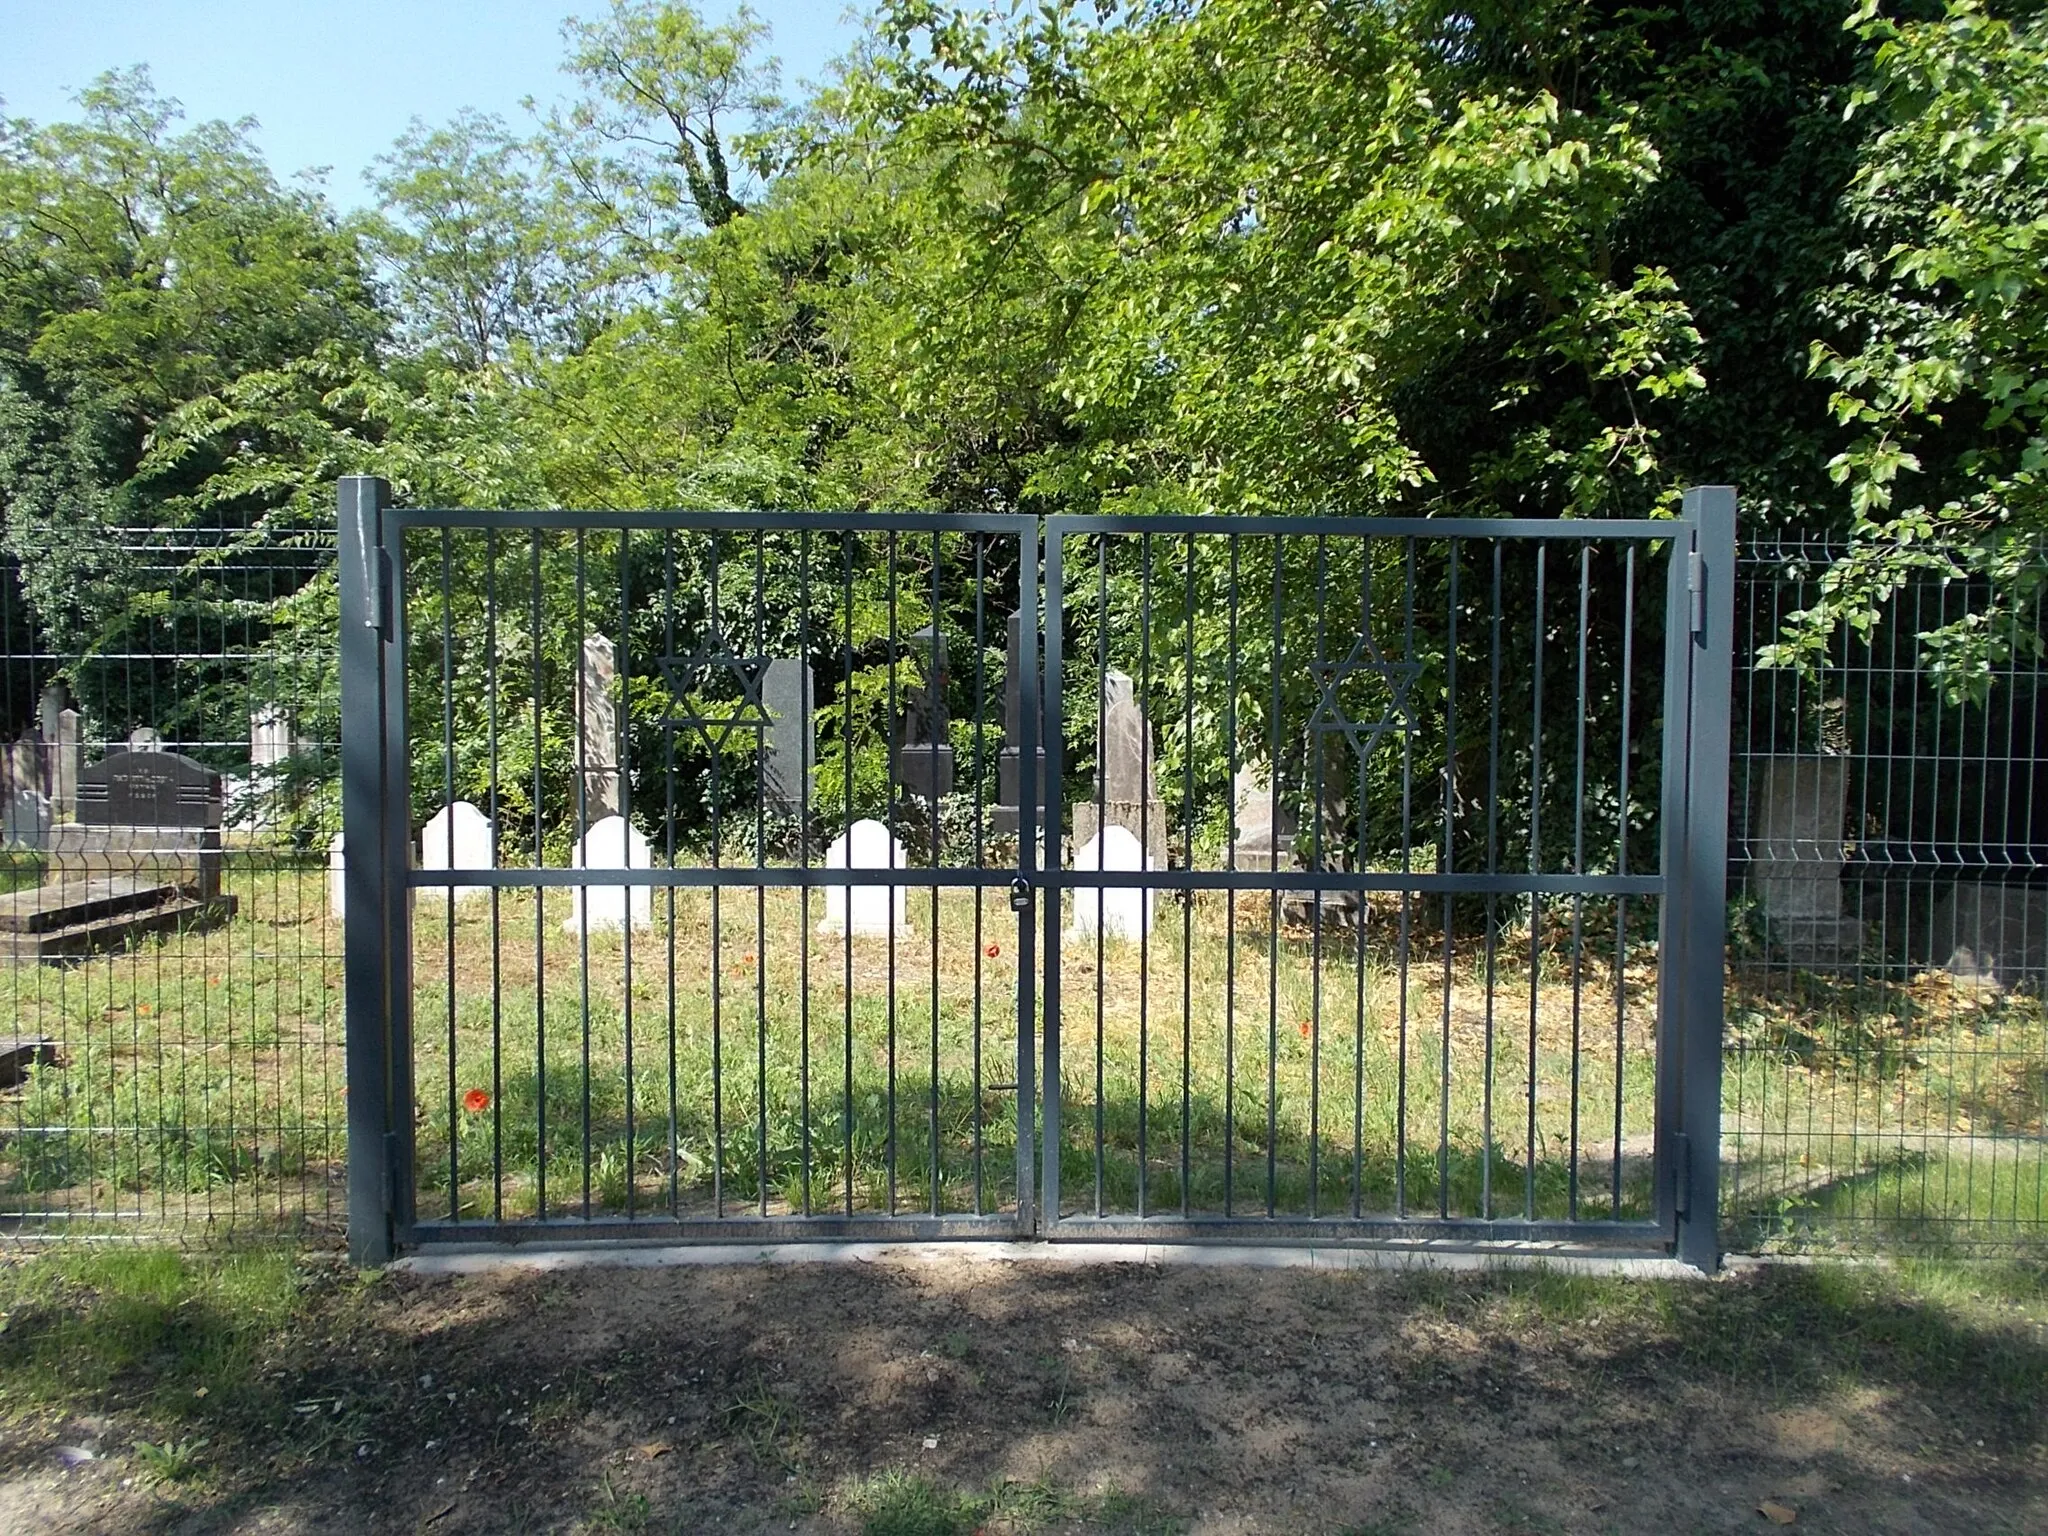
top-left (1766, 0), bottom-right (2048, 699)
top-left (364, 110), bottom-right (585, 369)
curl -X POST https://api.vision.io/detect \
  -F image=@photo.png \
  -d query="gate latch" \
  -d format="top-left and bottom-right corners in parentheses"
top-left (1008, 878), bottom-right (1033, 913)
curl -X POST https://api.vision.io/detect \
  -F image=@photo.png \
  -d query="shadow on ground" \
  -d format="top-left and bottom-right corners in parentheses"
top-left (0, 1245), bottom-right (2043, 1534)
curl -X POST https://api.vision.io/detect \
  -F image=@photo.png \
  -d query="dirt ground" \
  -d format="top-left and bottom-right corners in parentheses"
top-left (2, 1248), bottom-right (2044, 1535)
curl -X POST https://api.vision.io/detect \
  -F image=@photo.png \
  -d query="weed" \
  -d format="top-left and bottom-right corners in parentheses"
top-left (132, 1436), bottom-right (208, 1485)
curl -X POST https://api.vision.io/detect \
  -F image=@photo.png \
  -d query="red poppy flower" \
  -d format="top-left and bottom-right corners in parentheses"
top-left (138, 1003), bottom-right (152, 1016)
top-left (463, 1088), bottom-right (490, 1113)
top-left (1298, 1019), bottom-right (1311, 1039)
top-left (984, 943), bottom-right (1000, 958)
top-left (743, 951), bottom-right (756, 966)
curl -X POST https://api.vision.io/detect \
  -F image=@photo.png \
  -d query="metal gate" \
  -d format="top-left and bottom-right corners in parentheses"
top-left (341, 479), bottom-right (1733, 1269)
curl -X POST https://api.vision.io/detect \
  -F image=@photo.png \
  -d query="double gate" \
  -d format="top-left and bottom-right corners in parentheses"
top-left (340, 480), bottom-right (1734, 1269)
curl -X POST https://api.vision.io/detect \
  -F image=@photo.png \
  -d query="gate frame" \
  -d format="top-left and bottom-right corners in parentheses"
top-left (343, 479), bottom-right (1736, 1269)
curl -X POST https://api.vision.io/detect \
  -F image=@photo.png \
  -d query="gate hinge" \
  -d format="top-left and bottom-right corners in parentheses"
top-left (1687, 551), bottom-right (1705, 636)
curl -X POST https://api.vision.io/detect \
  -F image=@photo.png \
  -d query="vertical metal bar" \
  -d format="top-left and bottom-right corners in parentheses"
top-left (1568, 543), bottom-right (1591, 1220)
top-left (1525, 545), bottom-right (1546, 1222)
top-left (1093, 537), bottom-right (1108, 1216)
top-left (532, 532), bottom-right (547, 1220)
top-left (1040, 526), bottom-right (1065, 1229)
top-left (1016, 528), bottom-right (1040, 1235)
top-left (1438, 540), bottom-right (1459, 1218)
top-left (1225, 533), bottom-right (1241, 1218)
top-left (340, 475), bottom-right (398, 1264)
top-left (1675, 487), bottom-right (1736, 1271)
top-left (1613, 545), bottom-right (1636, 1219)
top-left (441, 528), bottom-right (458, 1222)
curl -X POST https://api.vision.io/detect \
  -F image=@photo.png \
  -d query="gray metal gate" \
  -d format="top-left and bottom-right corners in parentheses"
top-left (340, 479), bottom-right (1734, 1270)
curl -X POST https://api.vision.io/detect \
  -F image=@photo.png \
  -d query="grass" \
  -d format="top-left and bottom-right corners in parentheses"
top-left (0, 851), bottom-right (2043, 1254)
top-left (843, 1470), bottom-right (1185, 1536)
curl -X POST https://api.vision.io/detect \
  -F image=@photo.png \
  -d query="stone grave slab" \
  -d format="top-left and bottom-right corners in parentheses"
top-left (420, 801), bottom-right (493, 903)
top-left (566, 815), bottom-right (653, 932)
top-left (4, 791), bottom-right (51, 851)
top-left (1069, 824), bottom-right (1156, 942)
top-left (818, 818), bottom-right (910, 937)
top-left (1072, 671), bottom-right (1168, 861)
top-left (0, 751), bottom-right (237, 963)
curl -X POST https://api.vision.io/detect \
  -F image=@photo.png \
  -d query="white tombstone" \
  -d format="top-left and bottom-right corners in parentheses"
top-left (328, 830), bottom-right (347, 921)
top-left (817, 818), bottom-right (910, 937)
top-left (419, 801), bottom-right (493, 903)
top-left (1069, 824), bottom-right (1156, 942)
top-left (250, 706), bottom-right (293, 769)
top-left (128, 726), bottom-right (163, 753)
top-left (3, 790), bottom-right (51, 851)
top-left (565, 814), bottom-right (652, 932)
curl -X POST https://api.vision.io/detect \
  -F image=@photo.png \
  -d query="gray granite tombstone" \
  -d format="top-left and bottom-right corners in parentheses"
top-left (576, 635), bottom-right (622, 821)
top-left (994, 610), bottom-right (1047, 836)
top-left (893, 625), bottom-right (955, 800)
top-left (3, 791), bottom-right (51, 851)
top-left (0, 750), bottom-right (236, 963)
top-left (1231, 764), bottom-right (1295, 871)
top-left (1749, 754), bottom-right (1864, 971)
top-left (52, 708), bottom-right (79, 820)
top-left (1072, 670), bottom-right (1168, 861)
top-left (762, 659), bottom-right (814, 814)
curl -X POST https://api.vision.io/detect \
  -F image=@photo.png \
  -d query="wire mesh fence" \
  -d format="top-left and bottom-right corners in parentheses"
top-left (0, 516), bottom-right (2042, 1260)
top-left (0, 527), bottom-right (342, 1239)
top-left (1727, 536), bottom-right (2048, 1256)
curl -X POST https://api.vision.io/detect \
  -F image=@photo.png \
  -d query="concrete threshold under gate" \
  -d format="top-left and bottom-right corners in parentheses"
top-left (394, 1239), bottom-right (1699, 1281)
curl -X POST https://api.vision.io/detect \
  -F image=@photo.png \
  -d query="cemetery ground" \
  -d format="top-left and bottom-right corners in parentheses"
top-left (0, 1242), bottom-right (2044, 1534)
top-left (1, 858), bottom-right (2045, 1241)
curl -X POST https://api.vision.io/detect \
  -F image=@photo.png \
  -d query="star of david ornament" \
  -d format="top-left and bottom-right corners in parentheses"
top-left (657, 632), bottom-right (771, 750)
top-left (1305, 633), bottom-right (1421, 764)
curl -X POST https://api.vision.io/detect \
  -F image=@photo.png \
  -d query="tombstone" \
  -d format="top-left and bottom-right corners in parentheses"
top-left (419, 801), bottom-right (493, 903)
top-left (1927, 883), bottom-right (2048, 987)
top-left (37, 684), bottom-right (66, 747)
top-left (761, 659), bottom-right (814, 815)
top-left (51, 709), bottom-right (80, 820)
top-left (565, 815), bottom-right (653, 932)
top-left (994, 610), bottom-right (1047, 837)
top-left (3, 791), bottom-right (51, 852)
top-left (893, 626), bottom-right (954, 800)
top-left (2, 735), bottom-right (38, 805)
top-left (817, 818), bottom-right (910, 937)
top-left (0, 751), bottom-right (237, 963)
top-left (576, 634), bottom-right (622, 821)
top-left (128, 726), bottom-right (163, 753)
top-left (250, 705), bottom-right (293, 769)
top-left (1071, 671), bottom-right (1168, 861)
top-left (1230, 762), bottom-right (1298, 872)
top-left (1069, 825), bottom-right (1156, 942)
top-left (1748, 755), bottom-right (1864, 970)
top-left (328, 831), bottom-right (348, 922)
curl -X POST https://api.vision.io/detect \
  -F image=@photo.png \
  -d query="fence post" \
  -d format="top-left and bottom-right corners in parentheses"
top-left (340, 475), bottom-right (411, 1264)
top-left (1661, 485), bottom-right (1736, 1272)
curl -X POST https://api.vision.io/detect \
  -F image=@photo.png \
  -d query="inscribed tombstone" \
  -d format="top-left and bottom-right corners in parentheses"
top-left (817, 818), bottom-right (909, 937)
top-left (566, 815), bottom-right (653, 932)
top-left (1069, 825), bottom-right (1156, 941)
top-left (419, 801), bottom-right (492, 902)
top-left (576, 635), bottom-right (622, 820)
top-left (250, 706), bottom-right (293, 768)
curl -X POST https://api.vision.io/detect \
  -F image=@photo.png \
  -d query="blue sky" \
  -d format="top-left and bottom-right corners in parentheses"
top-left (0, 1), bottom-right (864, 207)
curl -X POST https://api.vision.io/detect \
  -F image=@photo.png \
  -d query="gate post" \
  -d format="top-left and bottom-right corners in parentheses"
top-left (1657, 486), bottom-right (1736, 1272)
top-left (340, 475), bottom-right (412, 1264)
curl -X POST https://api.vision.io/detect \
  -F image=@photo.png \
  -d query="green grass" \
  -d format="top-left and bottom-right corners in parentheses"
top-left (0, 855), bottom-right (2043, 1255)
top-left (842, 1471), bottom-right (1185, 1536)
